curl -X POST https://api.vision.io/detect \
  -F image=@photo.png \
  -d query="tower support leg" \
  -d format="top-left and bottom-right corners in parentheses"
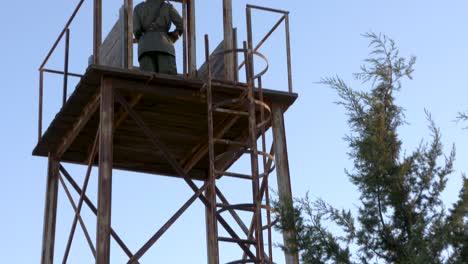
top-left (96, 77), bottom-right (114, 264)
top-left (187, 0), bottom-right (197, 77)
top-left (223, 0), bottom-right (234, 81)
top-left (93, 0), bottom-right (102, 64)
top-left (41, 154), bottom-right (59, 264)
top-left (205, 186), bottom-right (219, 264)
top-left (205, 37), bottom-right (219, 264)
top-left (271, 103), bottom-right (299, 264)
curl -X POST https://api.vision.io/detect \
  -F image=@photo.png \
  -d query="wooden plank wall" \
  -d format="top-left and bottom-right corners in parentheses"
top-left (100, 16), bottom-right (123, 67)
top-left (197, 40), bottom-right (226, 81)
top-left (94, 6), bottom-right (128, 68)
top-left (198, 30), bottom-right (238, 81)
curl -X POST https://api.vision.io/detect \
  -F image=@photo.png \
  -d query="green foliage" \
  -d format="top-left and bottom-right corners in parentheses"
top-left (275, 33), bottom-right (468, 263)
top-left (456, 112), bottom-right (468, 122)
top-left (456, 112), bottom-right (468, 128)
top-left (447, 176), bottom-right (468, 263)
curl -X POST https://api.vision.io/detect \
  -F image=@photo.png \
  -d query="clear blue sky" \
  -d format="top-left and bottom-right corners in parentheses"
top-left (0, 0), bottom-right (467, 263)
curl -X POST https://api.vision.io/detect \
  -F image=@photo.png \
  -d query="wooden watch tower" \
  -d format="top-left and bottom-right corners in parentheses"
top-left (35, 0), bottom-right (298, 263)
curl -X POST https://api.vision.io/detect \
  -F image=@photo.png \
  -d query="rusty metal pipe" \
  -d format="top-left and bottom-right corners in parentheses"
top-left (238, 16), bottom-right (286, 70)
top-left (43, 68), bottom-right (83, 78)
top-left (285, 14), bottom-right (293, 93)
top-left (257, 76), bottom-right (273, 259)
top-left (38, 70), bottom-right (43, 142)
top-left (245, 41), bottom-right (265, 262)
top-left (182, 0), bottom-right (187, 77)
top-left (187, 0), bottom-right (196, 77)
top-left (246, 4), bottom-right (289, 14)
top-left (63, 29), bottom-right (70, 106)
top-left (205, 34), bottom-right (220, 264)
top-left (93, 0), bottom-right (102, 64)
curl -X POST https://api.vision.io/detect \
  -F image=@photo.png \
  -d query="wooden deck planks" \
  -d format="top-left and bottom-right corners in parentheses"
top-left (33, 64), bottom-right (297, 180)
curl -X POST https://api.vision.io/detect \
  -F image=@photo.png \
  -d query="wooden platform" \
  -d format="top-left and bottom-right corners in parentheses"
top-left (33, 65), bottom-right (297, 180)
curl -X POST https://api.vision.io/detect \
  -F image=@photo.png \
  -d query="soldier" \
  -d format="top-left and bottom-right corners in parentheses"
top-left (133, 0), bottom-right (184, 74)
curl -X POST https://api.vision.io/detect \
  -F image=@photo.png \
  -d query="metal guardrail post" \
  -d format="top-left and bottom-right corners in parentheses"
top-left (38, 70), bottom-right (44, 142)
top-left (63, 29), bottom-right (70, 106)
top-left (242, 5), bottom-right (293, 94)
top-left (93, 0), bottom-right (102, 65)
top-left (285, 14), bottom-right (293, 93)
top-left (183, 0), bottom-right (188, 77)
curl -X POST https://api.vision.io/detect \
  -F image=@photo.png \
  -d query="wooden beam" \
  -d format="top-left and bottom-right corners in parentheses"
top-left (93, 0), bottom-right (102, 64)
top-left (187, 0), bottom-right (197, 77)
top-left (205, 36), bottom-right (219, 264)
top-left (59, 165), bottom-right (139, 262)
top-left (114, 94), bottom-right (143, 129)
top-left (271, 103), bottom-right (299, 264)
top-left (100, 19), bottom-right (122, 67)
top-left (124, 0), bottom-right (133, 69)
top-left (223, 0), bottom-right (234, 81)
top-left (205, 185), bottom-right (219, 264)
top-left (55, 94), bottom-right (100, 158)
top-left (96, 77), bottom-right (114, 264)
top-left (112, 78), bottom-right (203, 102)
top-left (40, 154), bottom-right (59, 264)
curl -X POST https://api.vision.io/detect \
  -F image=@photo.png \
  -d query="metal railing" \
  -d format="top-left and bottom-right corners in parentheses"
top-left (244, 4), bottom-right (293, 93)
top-left (37, 0), bottom-right (195, 143)
top-left (37, 2), bottom-right (294, 143)
top-left (38, 0), bottom-right (86, 142)
top-left (204, 34), bottom-right (277, 263)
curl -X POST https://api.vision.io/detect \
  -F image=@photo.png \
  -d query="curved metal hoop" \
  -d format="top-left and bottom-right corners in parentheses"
top-left (254, 99), bottom-right (272, 130)
top-left (212, 98), bottom-right (271, 131)
top-left (210, 48), bottom-right (270, 82)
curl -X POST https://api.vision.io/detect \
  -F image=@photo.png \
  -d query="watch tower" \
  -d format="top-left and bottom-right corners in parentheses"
top-left (36, 1), bottom-right (298, 263)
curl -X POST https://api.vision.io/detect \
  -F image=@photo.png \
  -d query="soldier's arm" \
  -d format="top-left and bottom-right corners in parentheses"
top-left (169, 5), bottom-right (184, 36)
top-left (133, 7), bottom-right (143, 40)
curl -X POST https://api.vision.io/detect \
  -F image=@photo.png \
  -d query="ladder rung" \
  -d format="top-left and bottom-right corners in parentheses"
top-left (213, 138), bottom-right (248, 147)
top-left (214, 107), bottom-right (249, 116)
top-left (216, 170), bottom-right (253, 180)
top-left (218, 237), bottom-right (256, 245)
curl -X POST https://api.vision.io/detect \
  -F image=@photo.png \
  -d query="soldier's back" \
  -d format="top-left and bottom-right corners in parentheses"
top-left (134, 0), bottom-right (175, 56)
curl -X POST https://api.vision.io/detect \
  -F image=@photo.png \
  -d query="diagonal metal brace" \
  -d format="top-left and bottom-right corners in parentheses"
top-left (59, 165), bottom-right (139, 262)
top-left (113, 90), bottom-right (257, 261)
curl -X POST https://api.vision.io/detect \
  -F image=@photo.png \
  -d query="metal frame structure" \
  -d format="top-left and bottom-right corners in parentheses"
top-left (38, 1), bottom-right (298, 263)
top-left (204, 37), bottom-right (275, 263)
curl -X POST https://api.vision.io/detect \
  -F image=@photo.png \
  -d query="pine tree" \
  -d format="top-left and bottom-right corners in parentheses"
top-left (457, 111), bottom-right (468, 121)
top-left (275, 33), bottom-right (468, 263)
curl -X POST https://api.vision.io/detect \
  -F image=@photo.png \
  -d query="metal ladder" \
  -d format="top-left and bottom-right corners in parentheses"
top-left (203, 35), bottom-right (276, 264)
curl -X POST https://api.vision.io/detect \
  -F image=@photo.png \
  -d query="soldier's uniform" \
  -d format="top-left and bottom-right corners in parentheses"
top-left (133, 0), bottom-right (183, 74)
